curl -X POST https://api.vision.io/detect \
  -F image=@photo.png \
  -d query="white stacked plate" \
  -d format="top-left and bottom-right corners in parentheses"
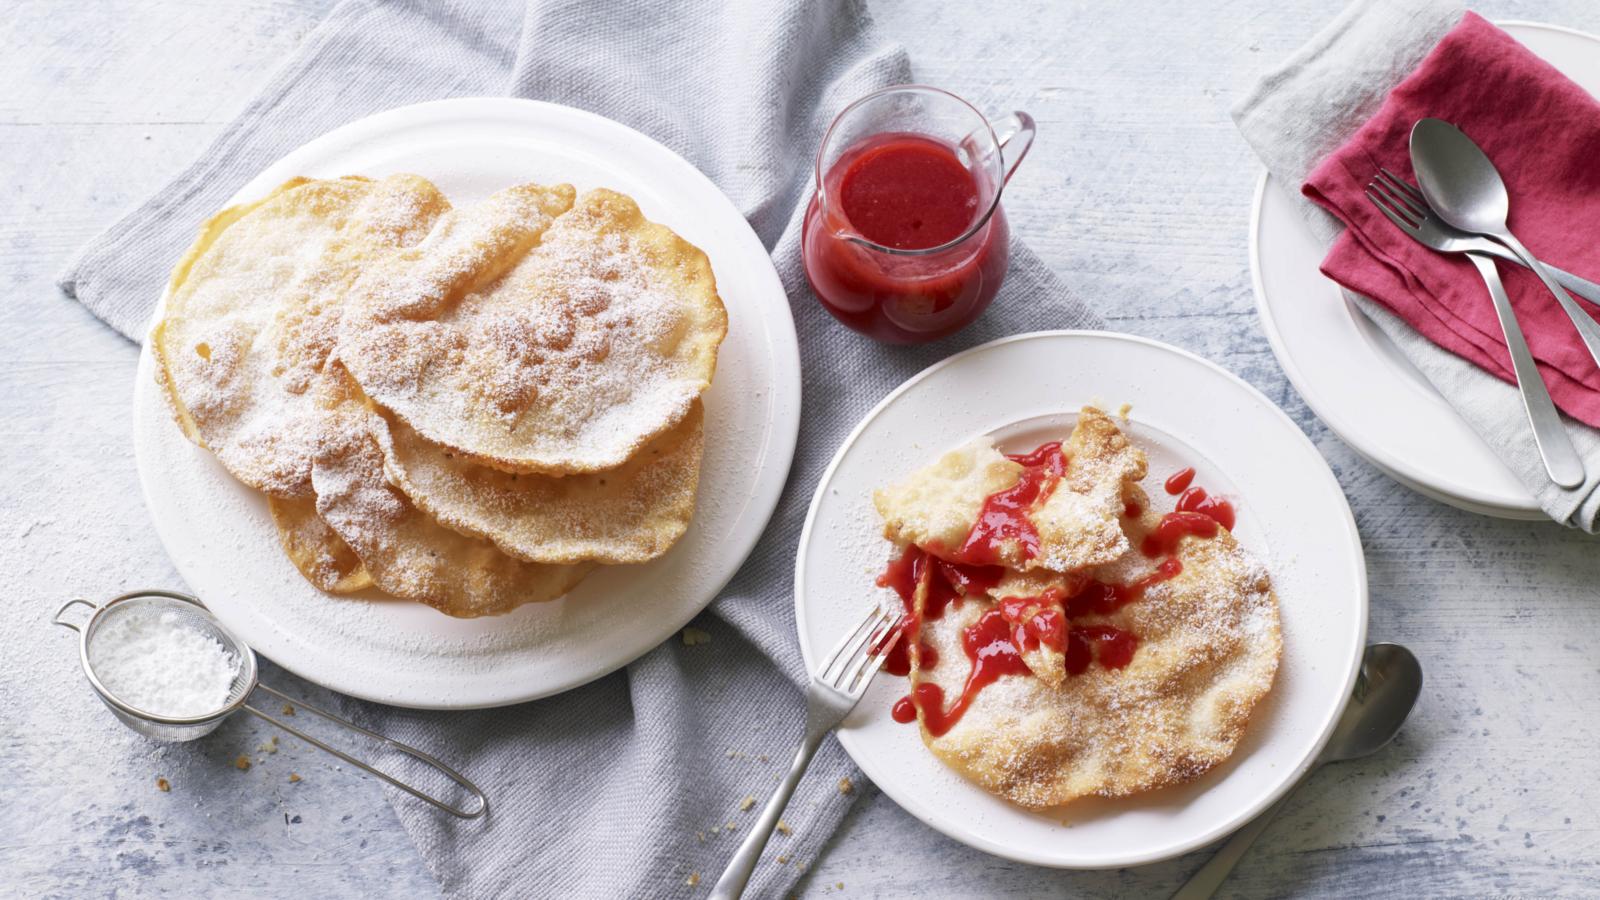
top-left (1250, 21), bottom-right (1600, 519)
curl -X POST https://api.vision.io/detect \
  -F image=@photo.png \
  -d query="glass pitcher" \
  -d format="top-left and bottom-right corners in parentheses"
top-left (802, 85), bottom-right (1035, 344)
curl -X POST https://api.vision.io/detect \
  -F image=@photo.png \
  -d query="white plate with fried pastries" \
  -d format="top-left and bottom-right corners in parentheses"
top-left (131, 98), bottom-right (800, 709)
top-left (795, 331), bottom-right (1366, 868)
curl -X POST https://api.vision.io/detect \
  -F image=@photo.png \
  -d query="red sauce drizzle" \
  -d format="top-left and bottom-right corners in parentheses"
top-left (879, 450), bottom-right (1243, 735)
top-left (1164, 466), bottom-right (1196, 494)
top-left (875, 544), bottom-right (1003, 676)
top-left (997, 590), bottom-right (1067, 652)
top-left (912, 609), bottom-right (1034, 737)
top-left (951, 442), bottom-right (1067, 565)
top-left (1141, 511), bottom-right (1219, 558)
top-left (1175, 486), bottom-right (1236, 531)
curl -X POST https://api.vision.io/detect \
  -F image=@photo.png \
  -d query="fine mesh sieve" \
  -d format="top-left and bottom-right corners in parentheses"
top-left (54, 590), bottom-right (486, 818)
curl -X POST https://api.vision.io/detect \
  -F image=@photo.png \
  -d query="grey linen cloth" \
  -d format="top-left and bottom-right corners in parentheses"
top-left (1234, 0), bottom-right (1600, 529)
top-left (60, 0), bottom-right (1100, 896)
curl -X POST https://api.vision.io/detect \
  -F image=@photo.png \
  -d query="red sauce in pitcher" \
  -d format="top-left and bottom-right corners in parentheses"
top-left (802, 132), bottom-right (1010, 344)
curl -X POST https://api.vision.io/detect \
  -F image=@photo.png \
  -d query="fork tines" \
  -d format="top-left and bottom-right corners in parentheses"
top-left (819, 604), bottom-right (903, 696)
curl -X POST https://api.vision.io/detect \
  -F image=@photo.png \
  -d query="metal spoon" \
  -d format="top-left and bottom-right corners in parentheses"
top-left (1170, 643), bottom-right (1423, 900)
top-left (1410, 118), bottom-right (1600, 376)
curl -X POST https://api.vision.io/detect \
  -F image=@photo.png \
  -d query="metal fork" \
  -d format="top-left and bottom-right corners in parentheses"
top-left (1367, 170), bottom-right (1585, 488)
top-left (709, 603), bottom-right (905, 899)
top-left (1370, 170), bottom-right (1600, 303)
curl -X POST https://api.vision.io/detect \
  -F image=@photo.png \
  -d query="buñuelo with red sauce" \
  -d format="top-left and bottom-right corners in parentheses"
top-left (870, 406), bottom-right (1281, 809)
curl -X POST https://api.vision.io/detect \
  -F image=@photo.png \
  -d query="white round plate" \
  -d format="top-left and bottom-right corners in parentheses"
top-left (1251, 21), bottom-right (1600, 520)
top-left (133, 98), bottom-right (800, 709)
top-left (796, 331), bottom-right (1367, 868)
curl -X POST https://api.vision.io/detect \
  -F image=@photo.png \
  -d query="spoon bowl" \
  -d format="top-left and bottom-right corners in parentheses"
top-left (1410, 118), bottom-right (1511, 235)
top-left (1321, 642), bottom-right (1423, 762)
top-left (1170, 643), bottom-right (1423, 900)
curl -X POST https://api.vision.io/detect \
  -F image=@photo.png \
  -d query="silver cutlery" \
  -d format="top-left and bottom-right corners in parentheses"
top-left (1171, 643), bottom-right (1423, 900)
top-left (1366, 169), bottom-right (1585, 488)
top-left (1410, 118), bottom-right (1600, 371)
top-left (710, 603), bottom-right (905, 900)
top-left (1370, 171), bottom-right (1600, 304)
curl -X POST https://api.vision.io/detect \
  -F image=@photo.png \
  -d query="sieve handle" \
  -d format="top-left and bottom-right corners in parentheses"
top-left (243, 683), bottom-right (487, 819)
top-left (52, 598), bottom-right (100, 632)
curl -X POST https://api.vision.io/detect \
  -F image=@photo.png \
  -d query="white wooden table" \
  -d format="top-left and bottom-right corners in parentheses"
top-left (5, 1), bottom-right (1599, 896)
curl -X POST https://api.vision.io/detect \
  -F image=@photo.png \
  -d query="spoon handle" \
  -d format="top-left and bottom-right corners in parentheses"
top-left (1168, 769), bottom-right (1311, 900)
top-left (1464, 252), bottom-right (1585, 488)
top-left (1496, 230), bottom-right (1600, 373)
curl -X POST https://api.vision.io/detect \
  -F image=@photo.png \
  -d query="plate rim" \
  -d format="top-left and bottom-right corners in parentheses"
top-left (1247, 19), bottom-right (1600, 519)
top-left (131, 96), bottom-right (802, 709)
top-left (794, 329), bottom-right (1369, 868)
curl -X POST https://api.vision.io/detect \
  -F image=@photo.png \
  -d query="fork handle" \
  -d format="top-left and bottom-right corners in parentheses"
top-left (1544, 263), bottom-right (1600, 307)
top-left (1474, 241), bottom-right (1600, 305)
top-left (1465, 252), bottom-right (1586, 488)
top-left (1495, 231), bottom-right (1600, 376)
top-left (710, 731), bottom-right (823, 900)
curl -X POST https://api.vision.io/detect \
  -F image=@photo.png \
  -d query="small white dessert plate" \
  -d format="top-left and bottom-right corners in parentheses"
top-left (132, 98), bottom-right (800, 709)
top-left (795, 331), bottom-right (1367, 868)
top-left (1250, 21), bottom-right (1600, 519)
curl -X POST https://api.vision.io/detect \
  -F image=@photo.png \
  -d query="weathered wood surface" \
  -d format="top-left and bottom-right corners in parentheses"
top-left (3, 1), bottom-right (1598, 896)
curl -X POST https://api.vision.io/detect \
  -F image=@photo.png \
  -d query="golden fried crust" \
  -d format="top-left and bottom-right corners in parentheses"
top-left (152, 174), bottom-right (450, 498)
top-left (873, 407), bottom-right (1147, 571)
top-left (267, 494), bottom-right (373, 594)
top-left (372, 397), bottom-right (705, 566)
top-left (338, 186), bottom-right (727, 476)
top-left (1028, 407), bottom-right (1148, 572)
top-left (910, 512), bottom-right (1281, 810)
top-left (873, 441), bottom-right (1020, 553)
top-left (308, 370), bottom-right (592, 618)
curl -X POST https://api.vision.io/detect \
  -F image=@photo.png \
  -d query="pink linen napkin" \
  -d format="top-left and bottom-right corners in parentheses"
top-left (1304, 12), bottom-right (1600, 428)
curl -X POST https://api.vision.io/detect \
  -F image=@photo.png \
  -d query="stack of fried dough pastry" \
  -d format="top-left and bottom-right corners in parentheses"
top-left (872, 407), bottom-right (1282, 808)
top-left (153, 174), bottom-right (726, 617)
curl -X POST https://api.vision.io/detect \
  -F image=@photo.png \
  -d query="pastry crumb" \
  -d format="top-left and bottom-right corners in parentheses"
top-left (776, 819), bottom-right (792, 835)
top-left (234, 755), bottom-right (252, 771)
top-left (282, 704), bottom-right (295, 716)
top-left (776, 854), bottom-right (790, 864)
top-left (837, 777), bottom-right (853, 795)
top-left (155, 777), bottom-right (170, 792)
top-left (725, 820), bottom-right (738, 831)
top-left (685, 872), bottom-right (700, 887)
top-left (738, 795), bottom-right (756, 811)
top-left (1117, 402), bottom-right (1132, 419)
top-left (682, 627), bottom-right (711, 646)
top-left (288, 773), bottom-right (302, 784)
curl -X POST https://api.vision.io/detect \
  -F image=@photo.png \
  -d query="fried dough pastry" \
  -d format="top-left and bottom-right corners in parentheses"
top-left (371, 399), bottom-right (705, 565)
top-left (909, 514), bottom-right (1281, 809)
top-left (874, 407), bottom-right (1146, 572)
top-left (339, 186), bottom-right (727, 475)
top-left (1030, 407), bottom-right (1147, 571)
top-left (308, 371), bottom-right (592, 618)
top-left (987, 569), bottom-right (1080, 687)
top-left (153, 175), bottom-right (450, 498)
top-left (267, 495), bottom-right (372, 594)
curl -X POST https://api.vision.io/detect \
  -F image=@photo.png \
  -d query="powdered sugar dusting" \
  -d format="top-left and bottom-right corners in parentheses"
top-left (884, 412), bottom-right (1283, 809)
top-left (339, 186), bottom-right (725, 474)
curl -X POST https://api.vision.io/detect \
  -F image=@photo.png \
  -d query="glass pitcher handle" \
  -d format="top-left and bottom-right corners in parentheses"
top-left (992, 111), bottom-right (1037, 185)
